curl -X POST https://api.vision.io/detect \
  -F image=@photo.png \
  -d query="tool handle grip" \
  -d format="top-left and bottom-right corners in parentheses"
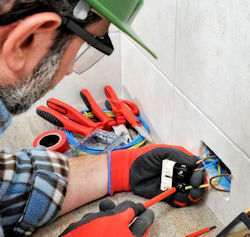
top-left (47, 98), bottom-right (102, 129)
top-left (119, 102), bottom-right (143, 128)
top-left (185, 228), bottom-right (210, 237)
top-left (37, 106), bottom-right (94, 137)
top-left (105, 100), bottom-right (126, 125)
top-left (122, 100), bottom-right (139, 115)
top-left (80, 89), bottom-right (116, 130)
top-left (104, 85), bottom-right (142, 128)
top-left (104, 85), bottom-right (120, 102)
top-left (143, 187), bottom-right (176, 209)
top-left (106, 98), bottom-right (142, 128)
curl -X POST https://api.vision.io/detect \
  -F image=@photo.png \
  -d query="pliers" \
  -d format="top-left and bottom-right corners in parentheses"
top-left (80, 89), bottom-right (132, 144)
top-left (104, 85), bottom-right (152, 142)
top-left (37, 98), bottom-right (103, 137)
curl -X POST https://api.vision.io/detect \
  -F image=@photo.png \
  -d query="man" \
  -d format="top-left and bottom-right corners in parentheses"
top-left (0, 0), bottom-right (205, 236)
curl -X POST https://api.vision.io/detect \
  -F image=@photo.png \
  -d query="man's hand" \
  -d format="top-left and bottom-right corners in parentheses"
top-left (109, 144), bottom-right (205, 207)
top-left (59, 199), bottom-right (154, 237)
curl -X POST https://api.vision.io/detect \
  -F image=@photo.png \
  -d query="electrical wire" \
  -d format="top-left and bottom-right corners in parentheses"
top-left (186, 157), bottom-right (232, 193)
top-left (63, 109), bottom-right (148, 154)
top-left (185, 163), bottom-right (222, 190)
top-left (196, 155), bottom-right (217, 164)
top-left (209, 174), bottom-right (232, 192)
top-left (195, 158), bottom-right (220, 171)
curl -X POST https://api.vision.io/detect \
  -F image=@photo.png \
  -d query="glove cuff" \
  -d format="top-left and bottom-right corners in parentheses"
top-left (108, 149), bottom-right (133, 195)
top-left (108, 152), bottom-right (112, 194)
top-left (108, 144), bottom-right (195, 196)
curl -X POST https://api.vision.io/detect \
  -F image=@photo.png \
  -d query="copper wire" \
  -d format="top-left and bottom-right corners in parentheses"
top-left (196, 155), bottom-right (217, 164)
top-left (209, 174), bottom-right (232, 192)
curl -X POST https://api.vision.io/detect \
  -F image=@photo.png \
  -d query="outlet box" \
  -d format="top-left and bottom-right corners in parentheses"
top-left (200, 142), bottom-right (231, 201)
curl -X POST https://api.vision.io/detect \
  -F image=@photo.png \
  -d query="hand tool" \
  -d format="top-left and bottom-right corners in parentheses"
top-left (185, 226), bottom-right (217, 237)
top-left (104, 85), bottom-right (152, 142)
top-left (37, 98), bottom-right (103, 137)
top-left (80, 89), bottom-right (132, 144)
top-left (142, 187), bottom-right (176, 209)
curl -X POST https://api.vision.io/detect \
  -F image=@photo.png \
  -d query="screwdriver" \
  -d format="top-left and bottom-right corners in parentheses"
top-left (185, 226), bottom-right (217, 237)
top-left (143, 187), bottom-right (176, 209)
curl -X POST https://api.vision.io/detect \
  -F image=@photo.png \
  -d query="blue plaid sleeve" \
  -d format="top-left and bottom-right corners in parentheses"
top-left (0, 100), bottom-right (12, 134)
top-left (0, 146), bottom-right (69, 236)
top-left (0, 221), bottom-right (3, 237)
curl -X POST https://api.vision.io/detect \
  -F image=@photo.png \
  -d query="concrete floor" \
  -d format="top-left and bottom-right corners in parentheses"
top-left (0, 115), bottom-right (225, 236)
top-left (32, 192), bottom-right (225, 237)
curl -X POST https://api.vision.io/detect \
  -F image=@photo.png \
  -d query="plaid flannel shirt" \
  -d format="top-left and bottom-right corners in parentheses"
top-left (0, 100), bottom-right (69, 236)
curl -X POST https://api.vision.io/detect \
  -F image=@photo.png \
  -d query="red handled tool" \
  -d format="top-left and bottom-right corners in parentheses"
top-left (37, 98), bottom-right (103, 137)
top-left (185, 226), bottom-right (217, 237)
top-left (104, 85), bottom-right (152, 142)
top-left (143, 187), bottom-right (176, 209)
top-left (47, 98), bottom-right (103, 129)
top-left (80, 89), bottom-right (132, 143)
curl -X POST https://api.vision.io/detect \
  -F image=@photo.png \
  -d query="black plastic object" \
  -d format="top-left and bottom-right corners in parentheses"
top-left (172, 164), bottom-right (194, 192)
top-left (36, 108), bottom-right (64, 127)
top-left (216, 211), bottom-right (250, 237)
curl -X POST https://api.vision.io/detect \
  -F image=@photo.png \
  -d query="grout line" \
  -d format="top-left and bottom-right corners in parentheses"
top-left (121, 32), bottom-right (174, 86)
top-left (119, 30), bottom-right (249, 160)
top-left (171, 0), bottom-right (179, 144)
top-left (175, 86), bottom-right (250, 159)
top-left (121, 32), bottom-right (175, 88)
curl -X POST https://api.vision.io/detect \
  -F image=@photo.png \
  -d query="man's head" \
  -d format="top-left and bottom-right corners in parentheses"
top-left (0, 0), bottom-right (154, 116)
top-left (0, 0), bottom-right (109, 115)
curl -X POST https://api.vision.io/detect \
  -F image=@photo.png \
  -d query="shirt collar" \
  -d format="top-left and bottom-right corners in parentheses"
top-left (0, 99), bottom-right (12, 134)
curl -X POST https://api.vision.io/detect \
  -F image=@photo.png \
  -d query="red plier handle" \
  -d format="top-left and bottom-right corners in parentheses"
top-left (36, 106), bottom-right (94, 137)
top-left (47, 98), bottom-right (103, 129)
top-left (80, 89), bottom-right (116, 131)
top-left (104, 85), bottom-right (143, 128)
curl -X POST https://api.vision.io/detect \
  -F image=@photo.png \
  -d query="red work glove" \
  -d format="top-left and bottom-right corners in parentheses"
top-left (108, 144), bottom-right (205, 207)
top-left (59, 199), bottom-right (154, 237)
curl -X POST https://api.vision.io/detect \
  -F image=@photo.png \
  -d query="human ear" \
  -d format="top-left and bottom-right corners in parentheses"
top-left (2, 12), bottom-right (62, 73)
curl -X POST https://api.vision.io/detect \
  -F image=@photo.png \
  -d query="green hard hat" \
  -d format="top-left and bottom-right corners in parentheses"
top-left (82, 0), bottom-right (157, 58)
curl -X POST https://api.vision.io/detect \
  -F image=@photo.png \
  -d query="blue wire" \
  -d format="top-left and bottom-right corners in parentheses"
top-left (201, 158), bottom-right (219, 171)
top-left (62, 109), bottom-right (149, 154)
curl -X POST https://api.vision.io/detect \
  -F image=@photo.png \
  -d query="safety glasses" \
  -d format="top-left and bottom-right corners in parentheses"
top-left (0, 6), bottom-right (114, 74)
top-left (60, 15), bottom-right (114, 74)
top-left (73, 42), bottom-right (106, 74)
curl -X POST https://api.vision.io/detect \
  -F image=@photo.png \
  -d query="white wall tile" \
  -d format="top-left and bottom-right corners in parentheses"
top-left (121, 35), bottom-right (173, 143)
top-left (128, 0), bottom-right (177, 81)
top-left (22, 33), bottom-right (121, 116)
top-left (172, 88), bottom-right (250, 225)
top-left (175, 0), bottom-right (250, 157)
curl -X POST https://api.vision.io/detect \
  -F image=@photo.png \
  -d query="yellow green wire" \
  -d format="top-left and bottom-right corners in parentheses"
top-left (70, 111), bottom-right (146, 154)
top-left (185, 162), bottom-right (221, 190)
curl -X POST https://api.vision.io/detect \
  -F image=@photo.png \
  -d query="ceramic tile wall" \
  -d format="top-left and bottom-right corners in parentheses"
top-left (120, 0), bottom-right (250, 225)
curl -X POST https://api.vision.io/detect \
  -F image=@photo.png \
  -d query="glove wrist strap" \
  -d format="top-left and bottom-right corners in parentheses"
top-left (108, 150), bottom-right (133, 195)
top-left (108, 152), bottom-right (112, 194)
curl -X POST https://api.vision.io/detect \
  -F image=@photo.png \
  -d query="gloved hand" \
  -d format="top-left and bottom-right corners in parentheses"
top-left (109, 144), bottom-right (205, 207)
top-left (59, 199), bottom-right (154, 237)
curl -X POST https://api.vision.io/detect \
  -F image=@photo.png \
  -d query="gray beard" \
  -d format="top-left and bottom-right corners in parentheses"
top-left (0, 31), bottom-right (73, 115)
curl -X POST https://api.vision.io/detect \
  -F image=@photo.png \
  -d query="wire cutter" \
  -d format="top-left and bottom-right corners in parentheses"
top-left (36, 98), bottom-right (103, 137)
top-left (80, 89), bottom-right (132, 144)
top-left (104, 85), bottom-right (152, 142)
